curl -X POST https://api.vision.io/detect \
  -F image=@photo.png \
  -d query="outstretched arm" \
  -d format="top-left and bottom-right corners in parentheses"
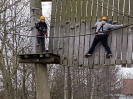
top-left (109, 24), bottom-right (123, 29)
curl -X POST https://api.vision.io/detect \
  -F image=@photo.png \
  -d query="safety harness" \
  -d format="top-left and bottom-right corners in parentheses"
top-left (97, 24), bottom-right (105, 33)
top-left (95, 24), bottom-right (106, 39)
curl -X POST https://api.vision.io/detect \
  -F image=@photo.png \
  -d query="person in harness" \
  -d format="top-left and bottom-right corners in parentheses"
top-left (35, 16), bottom-right (48, 53)
top-left (85, 16), bottom-right (123, 58)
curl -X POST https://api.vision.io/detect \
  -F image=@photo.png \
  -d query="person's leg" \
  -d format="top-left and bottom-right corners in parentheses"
top-left (41, 37), bottom-right (45, 52)
top-left (101, 36), bottom-right (112, 54)
top-left (37, 32), bottom-right (41, 44)
top-left (37, 36), bottom-right (40, 44)
top-left (87, 36), bottom-right (100, 54)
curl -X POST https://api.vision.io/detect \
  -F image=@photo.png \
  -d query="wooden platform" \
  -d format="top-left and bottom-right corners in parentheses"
top-left (18, 53), bottom-right (60, 64)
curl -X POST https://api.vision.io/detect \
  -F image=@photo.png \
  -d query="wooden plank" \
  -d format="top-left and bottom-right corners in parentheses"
top-left (110, 0), bottom-right (117, 67)
top-left (79, 0), bottom-right (86, 67)
top-left (99, 0), bottom-right (105, 67)
top-left (73, 0), bottom-right (81, 67)
top-left (102, 0), bottom-right (107, 16)
top-left (127, 27), bottom-right (132, 67)
top-left (93, 0), bottom-right (101, 68)
top-left (127, 0), bottom-right (133, 67)
top-left (18, 53), bottom-right (60, 59)
top-left (116, 0), bottom-right (123, 65)
top-left (88, 0), bottom-right (96, 68)
top-left (68, 0), bottom-right (76, 66)
top-left (84, 0), bottom-right (91, 67)
top-left (104, 0), bottom-right (112, 66)
top-left (121, 0), bottom-right (128, 66)
top-left (131, 0), bottom-right (133, 67)
top-left (49, 0), bottom-right (56, 53)
top-left (53, 0), bottom-right (61, 55)
top-left (59, 0), bottom-right (66, 64)
top-left (18, 58), bottom-right (58, 63)
top-left (63, 0), bottom-right (71, 65)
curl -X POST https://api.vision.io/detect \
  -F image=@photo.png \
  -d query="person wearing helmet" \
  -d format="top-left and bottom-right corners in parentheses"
top-left (85, 16), bottom-right (123, 58)
top-left (35, 16), bottom-right (48, 53)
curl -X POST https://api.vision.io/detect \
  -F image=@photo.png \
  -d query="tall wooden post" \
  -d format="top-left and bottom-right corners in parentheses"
top-left (29, 0), bottom-right (50, 99)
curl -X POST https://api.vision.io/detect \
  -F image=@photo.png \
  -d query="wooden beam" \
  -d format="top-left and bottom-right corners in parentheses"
top-left (42, 0), bottom-right (52, 1)
top-left (19, 58), bottom-right (54, 63)
top-left (29, 0), bottom-right (51, 98)
top-left (18, 53), bottom-right (60, 64)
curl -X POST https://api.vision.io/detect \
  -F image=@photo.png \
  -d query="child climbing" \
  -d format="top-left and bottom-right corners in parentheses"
top-left (35, 16), bottom-right (48, 53)
top-left (85, 16), bottom-right (123, 58)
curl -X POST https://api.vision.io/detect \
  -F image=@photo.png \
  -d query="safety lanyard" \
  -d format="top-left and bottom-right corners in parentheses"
top-left (98, 24), bottom-right (104, 33)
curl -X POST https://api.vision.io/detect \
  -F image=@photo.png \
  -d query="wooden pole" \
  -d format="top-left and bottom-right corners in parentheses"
top-left (29, 0), bottom-right (50, 99)
top-left (35, 64), bottom-right (50, 99)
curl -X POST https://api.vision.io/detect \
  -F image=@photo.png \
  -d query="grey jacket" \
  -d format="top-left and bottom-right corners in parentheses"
top-left (95, 20), bottom-right (121, 33)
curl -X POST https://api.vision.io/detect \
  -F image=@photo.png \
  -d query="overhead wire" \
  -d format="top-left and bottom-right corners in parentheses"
top-left (99, 0), bottom-right (131, 17)
top-left (89, 0), bottom-right (133, 18)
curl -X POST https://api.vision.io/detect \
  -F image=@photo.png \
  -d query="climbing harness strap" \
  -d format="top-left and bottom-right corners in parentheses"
top-left (97, 24), bottom-right (107, 35)
top-left (98, 24), bottom-right (104, 33)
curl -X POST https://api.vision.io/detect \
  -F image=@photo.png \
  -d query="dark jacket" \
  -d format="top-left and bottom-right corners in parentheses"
top-left (35, 21), bottom-right (47, 33)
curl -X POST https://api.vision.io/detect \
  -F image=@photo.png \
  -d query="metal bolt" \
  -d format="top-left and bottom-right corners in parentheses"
top-left (40, 54), bottom-right (43, 57)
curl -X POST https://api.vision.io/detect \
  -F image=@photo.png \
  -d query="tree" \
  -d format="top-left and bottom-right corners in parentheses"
top-left (0, 0), bottom-right (36, 99)
top-left (49, 66), bottom-right (122, 99)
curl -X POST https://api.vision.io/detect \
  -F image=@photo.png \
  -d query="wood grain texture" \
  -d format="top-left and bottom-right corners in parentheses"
top-left (63, 0), bottom-right (71, 65)
top-left (99, 0), bottom-right (105, 67)
top-left (116, 0), bottom-right (123, 65)
top-left (59, 0), bottom-right (66, 64)
top-left (68, 0), bottom-right (76, 66)
top-left (88, 0), bottom-right (95, 68)
top-left (53, 0), bottom-right (61, 55)
top-left (94, 0), bottom-right (101, 68)
top-left (105, 0), bottom-right (112, 66)
top-left (49, 0), bottom-right (56, 53)
top-left (127, 0), bottom-right (133, 67)
top-left (110, 0), bottom-right (117, 67)
top-left (84, 0), bottom-right (92, 67)
top-left (79, 0), bottom-right (86, 67)
top-left (73, 0), bottom-right (81, 67)
top-left (121, 0), bottom-right (128, 66)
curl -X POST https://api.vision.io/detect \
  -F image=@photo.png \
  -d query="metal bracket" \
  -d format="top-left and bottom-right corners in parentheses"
top-left (112, 21), bottom-right (117, 25)
top-left (31, 7), bottom-right (42, 11)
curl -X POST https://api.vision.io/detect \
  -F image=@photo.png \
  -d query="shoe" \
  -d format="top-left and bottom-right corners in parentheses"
top-left (36, 44), bottom-right (40, 47)
top-left (106, 54), bottom-right (112, 58)
top-left (85, 53), bottom-right (92, 57)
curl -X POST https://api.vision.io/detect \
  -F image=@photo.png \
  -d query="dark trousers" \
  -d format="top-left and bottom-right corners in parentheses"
top-left (37, 32), bottom-right (45, 52)
top-left (88, 35), bottom-right (111, 54)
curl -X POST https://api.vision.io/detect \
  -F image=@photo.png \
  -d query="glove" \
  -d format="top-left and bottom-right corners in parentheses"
top-left (45, 32), bottom-right (48, 39)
